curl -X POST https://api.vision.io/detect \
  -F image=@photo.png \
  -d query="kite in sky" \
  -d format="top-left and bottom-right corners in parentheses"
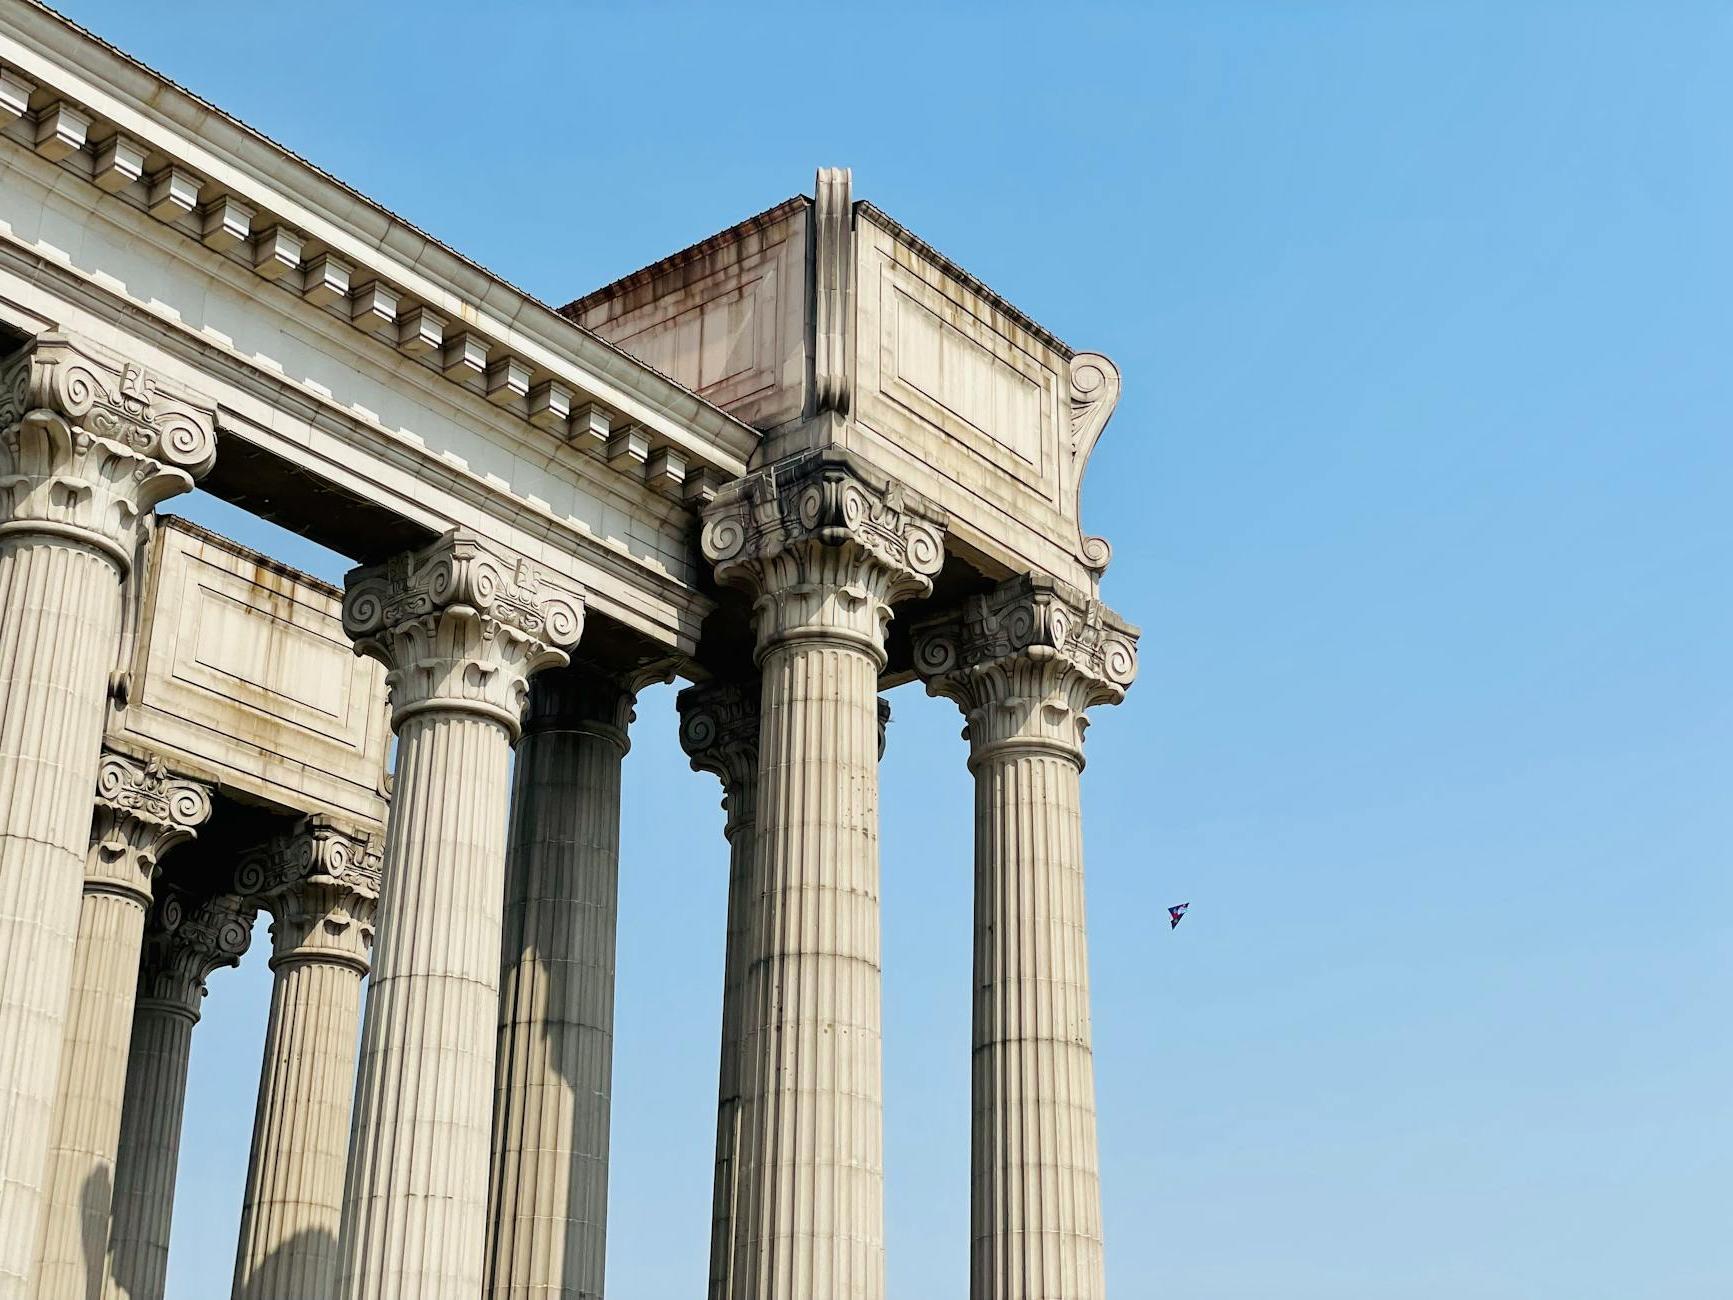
top-left (1168, 903), bottom-right (1189, 930)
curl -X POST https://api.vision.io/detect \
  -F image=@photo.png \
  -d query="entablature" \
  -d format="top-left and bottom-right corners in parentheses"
top-left (0, 1), bottom-right (756, 512)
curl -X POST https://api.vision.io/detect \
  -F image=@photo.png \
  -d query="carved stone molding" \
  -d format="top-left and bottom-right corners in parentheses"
top-left (677, 680), bottom-right (761, 832)
top-left (700, 451), bottom-right (945, 663)
top-left (1068, 352), bottom-right (1121, 582)
top-left (235, 815), bottom-right (383, 973)
top-left (914, 573), bottom-right (1139, 763)
top-left (137, 889), bottom-right (256, 1019)
top-left (0, 334), bottom-right (217, 569)
top-left (342, 529), bottom-right (586, 737)
top-left (85, 749), bottom-right (213, 906)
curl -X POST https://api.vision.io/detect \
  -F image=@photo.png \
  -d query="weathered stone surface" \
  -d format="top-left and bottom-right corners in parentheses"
top-left (106, 891), bottom-right (254, 1300)
top-left (112, 517), bottom-right (392, 830)
top-left (677, 680), bottom-right (761, 1300)
top-left (485, 660), bottom-right (668, 1300)
top-left (915, 576), bottom-right (1138, 1300)
top-left (232, 818), bottom-right (382, 1300)
top-left (0, 336), bottom-right (213, 1299)
top-left (700, 454), bottom-right (942, 1300)
top-left (32, 752), bottom-right (210, 1300)
top-left (339, 532), bottom-right (584, 1300)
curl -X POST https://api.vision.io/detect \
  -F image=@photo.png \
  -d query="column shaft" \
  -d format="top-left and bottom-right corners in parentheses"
top-left (737, 638), bottom-right (886, 1296)
top-left (0, 337), bottom-right (216, 1298)
top-left (35, 754), bottom-right (210, 1299)
top-left (485, 672), bottom-right (633, 1300)
top-left (33, 889), bottom-right (146, 1298)
top-left (105, 891), bottom-right (252, 1300)
top-left (707, 798), bottom-right (755, 1300)
top-left (103, 1003), bottom-right (193, 1300)
top-left (913, 573), bottom-right (1139, 1300)
top-left (0, 539), bottom-right (123, 1295)
top-left (971, 749), bottom-right (1103, 1300)
top-left (232, 824), bottom-right (378, 1300)
top-left (339, 713), bottom-right (512, 1300)
top-left (336, 530), bottom-right (582, 1300)
top-left (701, 451), bottom-right (943, 1300)
top-left (234, 959), bottom-right (365, 1298)
top-left (676, 683), bottom-right (761, 1300)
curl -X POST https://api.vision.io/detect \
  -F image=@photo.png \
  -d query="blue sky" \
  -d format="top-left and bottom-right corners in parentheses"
top-left (47, 2), bottom-right (1731, 1296)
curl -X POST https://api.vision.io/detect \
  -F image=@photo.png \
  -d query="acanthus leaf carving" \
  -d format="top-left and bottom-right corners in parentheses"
top-left (677, 680), bottom-right (762, 833)
top-left (700, 451), bottom-right (945, 664)
top-left (0, 335), bottom-right (218, 569)
top-left (137, 887), bottom-right (256, 1018)
top-left (913, 572), bottom-right (1139, 762)
top-left (235, 814), bottom-right (383, 971)
top-left (342, 530), bottom-right (586, 737)
top-left (86, 749), bottom-right (213, 905)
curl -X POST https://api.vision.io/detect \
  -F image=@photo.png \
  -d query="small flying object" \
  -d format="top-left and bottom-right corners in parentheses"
top-left (1168, 903), bottom-right (1189, 930)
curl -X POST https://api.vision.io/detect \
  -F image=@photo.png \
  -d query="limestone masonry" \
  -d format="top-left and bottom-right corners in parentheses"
top-left (0, 4), bottom-right (1138, 1298)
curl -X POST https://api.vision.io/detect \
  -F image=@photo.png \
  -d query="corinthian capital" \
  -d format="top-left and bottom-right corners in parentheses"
top-left (913, 573), bottom-right (1139, 762)
top-left (235, 815), bottom-right (382, 971)
top-left (138, 889), bottom-right (256, 1020)
top-left (341, 530), bottom-right (586, 737)
top-left (677, 680), bottom-right (761, 830)
top-left (85, 749), bottom-right (213, 905)
top-left (700, 451), bottom-right (945, 662)
top-left (0, 335), bottom-right (217, 569)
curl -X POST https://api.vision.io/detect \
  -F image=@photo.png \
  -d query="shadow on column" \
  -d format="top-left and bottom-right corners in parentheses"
top-left (234, 1227), bottom-right (339, 1300)
top-left (78, 1168), bottom-right (113, 1300)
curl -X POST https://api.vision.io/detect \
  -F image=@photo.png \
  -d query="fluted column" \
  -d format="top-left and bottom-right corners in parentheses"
top-left (231, 819), bottom-right (382, 1300)
top-left (0, 336), bottom-right (215, 1297)
top-left (33, 753), bottom-right (211, 1299)
top-left (485, 658), bottom-right (667, 1300)
top-left (914, 575), bottom-right (1139, 1300)
top-left (700, 451), bottom-right (944, 1300)
top-left (105, 892), bottom-right (255, 1300)
top-left (676, 682), bottom-right (761, 1300)
top-left (337, 531), bottom-right (584, 1300)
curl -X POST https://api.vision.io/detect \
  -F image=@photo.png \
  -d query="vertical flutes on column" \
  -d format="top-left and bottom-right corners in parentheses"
top-left (33, 753), bottom-right (210, 1299)
top-left (0, 337), bottom-right (214, 1298)
top-left (105, 890), bottom-right (254, 1300)
top-left (486, 658), bottom-right (669, 1300)
top-left (337, 531), bottom-right (583, 1300)
top-left (676, 681), bottom-right (761, 1300)
top-left (231, 818), bottom-right (381, 1300)
top-left (914, 575), bottom-right (1138, 1300)
top-left (700, 451), bottom-right (944, 1300)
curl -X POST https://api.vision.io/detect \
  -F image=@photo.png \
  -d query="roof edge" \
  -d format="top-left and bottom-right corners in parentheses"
top-left (561, 195), bottom-right (810, 319)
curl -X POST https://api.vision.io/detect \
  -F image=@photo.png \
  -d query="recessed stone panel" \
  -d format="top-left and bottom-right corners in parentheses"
top-left (110, 516), bottom-right (390, 828)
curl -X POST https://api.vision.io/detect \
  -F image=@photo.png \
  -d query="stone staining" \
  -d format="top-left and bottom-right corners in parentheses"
top-left (338, 531), bottom-right (584, 1300)
top-left (485, 659), bottom-right (669, 1300)
top-left (914, 575), bottom-right (1138, 1300)
top-left (701, 451), bottom-right (944, 1300)
top-left (676, 681), bottom-right (761, 1300)
top-left (0, 337), bottom-right (214, 1299)
top-left (231, 818), bottom-right (383, 1300)
top-left (106, 891), bottom-right (255, 1300)
top-left (32, 753), bottom-right (211, 1300)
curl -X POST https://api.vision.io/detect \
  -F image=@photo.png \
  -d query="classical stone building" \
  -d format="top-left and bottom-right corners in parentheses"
top-left (0, 4), bottom-right (1138, 1299)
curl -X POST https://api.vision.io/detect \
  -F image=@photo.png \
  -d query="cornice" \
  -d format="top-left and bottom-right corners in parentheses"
top-left (0, 1), bottom-right (759, 506)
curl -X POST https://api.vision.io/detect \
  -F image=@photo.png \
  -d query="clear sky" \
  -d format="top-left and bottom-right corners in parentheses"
top-left (42, 2), bottom-right (1730, 1296)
